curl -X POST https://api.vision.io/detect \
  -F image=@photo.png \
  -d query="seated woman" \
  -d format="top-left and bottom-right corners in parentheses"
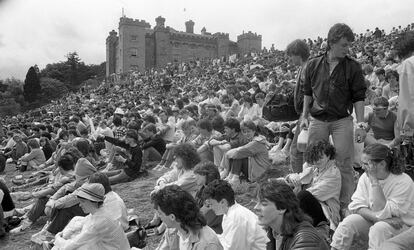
top-left (18, 139), bottom-right (46, 171)
top-left (237, 96), bottom-right (261, 122)
top-left (255, 179), bottom-right (329, 250)
top-left (220, 121), bottom-right (271, 186)
top-left (194, 162), bottom-right (223, 234)
top-left (52, 183), bottom-right (130, 250)
top-left (152, 185), bottom-right (223, 250)
top-left (365, 96), bottom-right (400, 148)
top-left (285, 140), bottom-right (341, 230)
top-left (331, 143), bottom-right (414, 250)
top-left (382, 70), bottom-right (399, 100)
top-left (155, 120), bottom-right (198, 170)
top-left (146, 143), bottom-right (201, 235)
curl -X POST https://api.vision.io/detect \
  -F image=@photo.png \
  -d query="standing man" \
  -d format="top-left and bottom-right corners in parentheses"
top-left (285, 39), bottom-right (310, 173)
top-left (300, 23), bottom-right (367, 215)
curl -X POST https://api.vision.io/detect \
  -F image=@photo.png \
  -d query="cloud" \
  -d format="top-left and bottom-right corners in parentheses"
top-left (0, 0), bottom-right (413, 79)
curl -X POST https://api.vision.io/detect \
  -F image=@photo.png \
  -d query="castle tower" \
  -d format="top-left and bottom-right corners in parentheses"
top-left (213, 32), bottom-right (230, 58)
top-left (106, 30), bottom-right (118, 77)
top-left (237, 31), bottom-right (262, 55)
top-left (154, 16), bottom-right (171, 68)
top-left (185, 20), bottom-right (194, 33)
top-left (117, 17), bottom-right (150, 74)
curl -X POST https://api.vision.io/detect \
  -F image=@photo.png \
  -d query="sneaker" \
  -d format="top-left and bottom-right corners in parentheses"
top-left (9, 219), bottom-right (32, 233)
top-left (31, 229), bottom-right (54, 245)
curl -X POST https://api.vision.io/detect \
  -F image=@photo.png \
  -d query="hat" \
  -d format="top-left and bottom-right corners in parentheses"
top-left (75, 158), bottom-right (97, 180)
top-left (126, 129), bottom-right (139, 141)
top-left (76, 183), bottom-right (105, 202)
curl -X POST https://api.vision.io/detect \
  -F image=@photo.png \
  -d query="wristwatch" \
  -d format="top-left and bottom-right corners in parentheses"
top-left (356, 122), bottom-right (368, 130)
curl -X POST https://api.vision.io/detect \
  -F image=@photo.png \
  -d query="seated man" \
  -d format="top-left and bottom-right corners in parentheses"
top-left (1, 133), bottom-right (28, 165)
top-left (102, 129), bottom-right (143, 185)
top-left (140, 123), bottom-right (166, 168)
top-left (365, 96), bottom-right (400, 148)
top-left (192, 119), bottom-right (222, 162)
top-left (202, 180), bottom-right (269, 250)
top-left (209, 118), bottom-right (249, 167)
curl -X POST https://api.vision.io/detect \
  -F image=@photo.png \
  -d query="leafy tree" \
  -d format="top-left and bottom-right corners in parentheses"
top-left (39, 77), bottom-right (69, 100)
top-left (23, 66), bottom-right (41, 102)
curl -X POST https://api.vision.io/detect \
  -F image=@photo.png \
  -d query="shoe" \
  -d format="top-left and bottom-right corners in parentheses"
top-left (31, 229), bottom-right (54, 245)
top-left (12, 179), bottom-right (26, 186)
top-left (153, 164), bottom-right (165, 171)
top-left (9, 219), bottom-right (32, 233)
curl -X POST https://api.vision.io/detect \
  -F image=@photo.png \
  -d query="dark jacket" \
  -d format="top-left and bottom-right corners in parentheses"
top-left (280, 221), bottom-right (329, 250)
top-left (104, 136), bottom-right (143, 178)
top-left (141, 135), bottom-right (166, 155)
top-left (304, 53), bottom-right (366, 122)
top-left (293, 65), bottom-right (307, 114)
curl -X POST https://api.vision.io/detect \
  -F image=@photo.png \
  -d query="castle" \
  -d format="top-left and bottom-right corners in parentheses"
top-left (106, 16), bottom-right (262, 77)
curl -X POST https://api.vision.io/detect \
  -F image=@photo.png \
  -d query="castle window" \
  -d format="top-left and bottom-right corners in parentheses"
top-left (130, 48), bottom-right (138, 57)
top-left (131, 35), bottom-right (138, 41)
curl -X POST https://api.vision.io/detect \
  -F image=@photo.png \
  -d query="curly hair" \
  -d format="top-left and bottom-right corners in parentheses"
top-left (193, 161), bottom-right (220, 185)
top-left (173, 143), bottom-right (200, 170)
top-left (256, 179), bottom-right (312, 236)
top-left (202, 179), bottom-right (235, 206)
top-left (224, 118), bottom-right (241, 132)
top-left (363, 143), bottom-right (405, 175)
top-left (304, 140), bottom-right (336, 164)
top-left (151, 185), bottom-right (206, 233)
top-left (57, 154), bottom-right (75, 171)
top-left (385, 70), bottom-right (399, 82)
top-left (27, 138), bottom-right (40, 149)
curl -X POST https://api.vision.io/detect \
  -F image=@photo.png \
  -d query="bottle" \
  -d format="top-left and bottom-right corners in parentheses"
top-left (297, 128), bottom-right (309, 152)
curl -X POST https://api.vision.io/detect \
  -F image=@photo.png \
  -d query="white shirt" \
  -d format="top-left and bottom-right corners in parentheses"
top-left (219, 203), bottom-right (269, 250)
top-left (102, 191), bottom-right (129, 231)
top-left (349, 173), bottom-right (414, 226)
top-left (238, 104), bottom-right (261, 122)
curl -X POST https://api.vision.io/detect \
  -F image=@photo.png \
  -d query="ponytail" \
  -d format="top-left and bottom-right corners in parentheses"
top-left (363, 143), bottom-right (405, 175)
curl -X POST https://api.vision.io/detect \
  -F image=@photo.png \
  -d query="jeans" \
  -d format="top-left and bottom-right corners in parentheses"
top-left (213, 144), bottom-right (231, 167)
top-left (308, 115), bottom-right (354, 208)
top-left (142, 147), bottom-right (162, 165)
top-left (331, 214), bottom-right (408, 250)
top-left (47, 204), bottom-right (86, 234)
top-left (290, 119), bottom-right (304, 173)
top-left (379, 226), bottom-right (414, 250)
top-left (230, 158), bottom-right (249, 178)
top-left (27, 197), bottom-right (49, 222)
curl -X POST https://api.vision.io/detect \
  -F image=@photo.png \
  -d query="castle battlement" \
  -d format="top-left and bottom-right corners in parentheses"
top-left (237, 31), bottom-right (262, 41)
top-left (212, 32), bottom-right (229, 39)
top-left (119, 17), bottom-right (151, 28)
top-left (106, 15), bottom-right (261, 77)
top-left (171, 31), bottom-right (216, 42)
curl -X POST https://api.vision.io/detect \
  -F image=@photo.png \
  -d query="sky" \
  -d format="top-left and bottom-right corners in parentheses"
top-left (0, 0), bottom-right (413, 80)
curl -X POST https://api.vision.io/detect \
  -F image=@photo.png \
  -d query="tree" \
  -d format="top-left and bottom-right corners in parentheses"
top-left (39, 77), bottom-right (69, 100)
top-left (23, 66), bottom-right (41, 102)
top-left (66, 52), bottom-right (81, 86)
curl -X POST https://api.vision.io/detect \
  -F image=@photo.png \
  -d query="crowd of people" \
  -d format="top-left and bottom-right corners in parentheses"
top-left (0, 21), bottom-right (413, 250)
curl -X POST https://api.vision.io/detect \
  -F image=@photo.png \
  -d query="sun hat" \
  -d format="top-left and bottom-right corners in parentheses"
top-left (76, 183), bottom-right (105, 202)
